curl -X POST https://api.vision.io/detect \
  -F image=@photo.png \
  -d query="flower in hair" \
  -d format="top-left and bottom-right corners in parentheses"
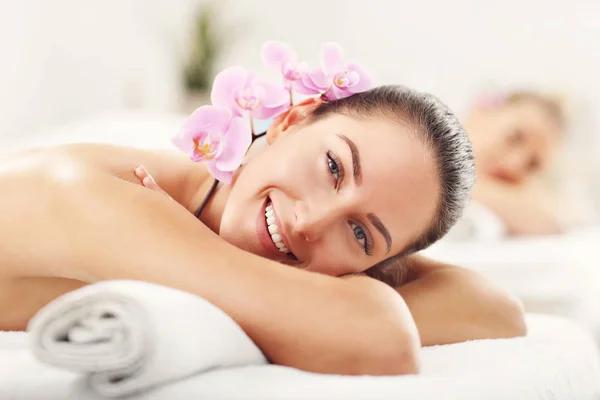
top-left (261, 41), bottom-right (308, 92)
top-left (211, 66), bottom-right (290, 120)
top-left (296, 42), bottom-right (373, 101)
top-left (475, 92), bottom-right (507, 109)
top-left (173, 41), bottom-right (373, 183)
top-left (172, 105), bottom-right (251, 183)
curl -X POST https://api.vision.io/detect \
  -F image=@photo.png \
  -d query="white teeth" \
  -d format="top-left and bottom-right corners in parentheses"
top-left (265, 202), bottom-right (290, 254)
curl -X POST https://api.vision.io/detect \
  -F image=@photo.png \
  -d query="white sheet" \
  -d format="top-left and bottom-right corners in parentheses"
top-left (1, 314), bottom-right (599, 400)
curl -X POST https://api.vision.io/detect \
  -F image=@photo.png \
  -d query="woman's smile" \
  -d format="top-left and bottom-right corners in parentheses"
top-left (256, 196), bottom-right (298, 263)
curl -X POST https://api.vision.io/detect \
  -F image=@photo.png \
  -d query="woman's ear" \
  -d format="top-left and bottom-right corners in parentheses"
top-left (266, 97), bottom-right (323, 144)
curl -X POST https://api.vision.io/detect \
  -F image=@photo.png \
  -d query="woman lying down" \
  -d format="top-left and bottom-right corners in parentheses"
top-left (0, 42), bottom-right (526, 376)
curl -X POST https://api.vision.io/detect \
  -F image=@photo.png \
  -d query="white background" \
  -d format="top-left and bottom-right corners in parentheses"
top-left (0, 0), bottom-right (598, 174)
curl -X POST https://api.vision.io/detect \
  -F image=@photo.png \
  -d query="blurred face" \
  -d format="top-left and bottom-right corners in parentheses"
top-left (467, 100), bottom-right (562, 184)
top-left (218, 104), bottom-right (440, 277)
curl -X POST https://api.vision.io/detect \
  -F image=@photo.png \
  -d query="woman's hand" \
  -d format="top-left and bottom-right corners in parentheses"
top-left (134, 165), bottom-right (172, 199)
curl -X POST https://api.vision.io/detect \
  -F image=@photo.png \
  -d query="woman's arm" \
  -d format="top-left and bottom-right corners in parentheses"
top-left (6, 155), bottom-right (419, 376)
top-left (473, 178), bottom-right (562, 236)
top-left (134, 165), bottom-right (526, 348)
top-left (389, 255), bottom-right (527, 346)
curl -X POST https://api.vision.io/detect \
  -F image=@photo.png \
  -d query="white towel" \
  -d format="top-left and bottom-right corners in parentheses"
top-left (27, 280), bottom-right (267, 398)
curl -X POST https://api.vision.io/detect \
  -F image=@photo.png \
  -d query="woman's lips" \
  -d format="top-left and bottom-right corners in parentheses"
top-left (488, 169), bottom-right (518, 183)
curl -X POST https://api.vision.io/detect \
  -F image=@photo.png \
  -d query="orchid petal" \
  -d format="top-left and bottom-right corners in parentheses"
top-left (216, 116), bottom-right (252, 171)
top-left (207, 161), bottom-right (233, 183)
top-left (324, 86), bottom-right (352, 101)
top-left (181, 105), bottom-right (232, 136)
top-left (292, 80), bottom-right (319, 95)
top-left (253, 102), bottom-right (290, 120)
top-left (321, 42), bottom-right (344, 76)
top-left (345, 70), bottom-right (360, 87)
top-left (172, 106), bottom-right (232, 155)
top-left (259, 80), bottom-right (289, 107)
top-left (295, 70), bottom-right (321, 95)
top-left (345, 60), bottom-right (373, 93)
top-left (307, 68), bottom-right (331, 91)
top-left (211, 66), bottom-right (248, 115)
top-left (171, 133), bottom-right (195, 154)
top-left (261, 41), bottom-right (297, 69)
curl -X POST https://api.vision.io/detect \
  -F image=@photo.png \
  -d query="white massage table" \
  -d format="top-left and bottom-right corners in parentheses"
top-left (1, 313), bottom-right (599, 400)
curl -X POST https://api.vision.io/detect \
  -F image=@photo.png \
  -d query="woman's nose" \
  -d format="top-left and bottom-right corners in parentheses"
top-left (294, 200), bottom-right (340, 242)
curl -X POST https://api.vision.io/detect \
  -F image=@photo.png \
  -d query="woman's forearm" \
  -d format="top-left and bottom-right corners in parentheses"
top-left (53, 169), bottom-right (420, 375)
top-left (398, 255), bottom-right (527, 346)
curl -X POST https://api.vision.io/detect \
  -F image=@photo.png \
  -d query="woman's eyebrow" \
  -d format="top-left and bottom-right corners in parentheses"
top-left (335, 134), bottom-right (391, 253)
top-left (368, 213), bottom-right (392, 254)
top-left (336, 134), bottom-right (362, 185)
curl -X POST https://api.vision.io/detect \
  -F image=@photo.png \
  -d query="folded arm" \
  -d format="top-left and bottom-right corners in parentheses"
top-left (133, 162), bottom-right (527, 348)
top-left (368, 254), bottom-right (527, 346)
top-left (473, 177), bottom-right (562, 236)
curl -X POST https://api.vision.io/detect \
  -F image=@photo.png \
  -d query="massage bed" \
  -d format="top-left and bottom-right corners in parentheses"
top-left (0, 280), bottom-right (599, 400)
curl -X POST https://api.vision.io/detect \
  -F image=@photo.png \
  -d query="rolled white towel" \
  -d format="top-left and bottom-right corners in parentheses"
top-left (27, 280), bottom-right (267, 398)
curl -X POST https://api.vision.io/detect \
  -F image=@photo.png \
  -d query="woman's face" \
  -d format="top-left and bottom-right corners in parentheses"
top-left (218, 107), bottom-right (440, 277)
top-left (467, 100), bottom-right (562, 184)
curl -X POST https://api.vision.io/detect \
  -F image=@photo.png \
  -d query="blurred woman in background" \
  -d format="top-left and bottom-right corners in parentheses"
top-left (464, 91), bottom-right (566, 236)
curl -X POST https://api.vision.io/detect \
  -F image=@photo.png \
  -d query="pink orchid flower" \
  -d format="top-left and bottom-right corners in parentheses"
top-left (211, 66), bottom-right (290, 120)
top-left (172, 105), bottom-right (251, 183)
top-left (296, 42), bottom-right (373, 101)
top-left (261, 41), bottom-right (308, 91)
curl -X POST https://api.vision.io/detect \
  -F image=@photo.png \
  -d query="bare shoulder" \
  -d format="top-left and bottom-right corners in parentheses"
top-left (3, 143), bottom-right (212, 209)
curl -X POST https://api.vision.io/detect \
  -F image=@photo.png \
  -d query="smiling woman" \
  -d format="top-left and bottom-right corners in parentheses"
top-left (0, 85), bottom-right (525, 376)
top-left (211, 86), bottom-right (473, 277)
top-left (465, 90), bottom-right (566, 235)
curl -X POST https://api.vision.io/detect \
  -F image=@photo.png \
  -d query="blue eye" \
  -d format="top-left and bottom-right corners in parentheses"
top-left (326, 150), bottom-right (344, 189)
top-left (349, 222), bottom-right (371, 255)
top-left (327, 153), bottom-right (340, 180)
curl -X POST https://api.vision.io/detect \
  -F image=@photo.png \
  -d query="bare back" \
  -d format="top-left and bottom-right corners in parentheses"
top-left (0, 143), bottom-right (212, 330)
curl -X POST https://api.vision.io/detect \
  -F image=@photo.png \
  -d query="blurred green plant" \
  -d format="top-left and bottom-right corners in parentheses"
top-left (184, 3), bottom-right (223, 93)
